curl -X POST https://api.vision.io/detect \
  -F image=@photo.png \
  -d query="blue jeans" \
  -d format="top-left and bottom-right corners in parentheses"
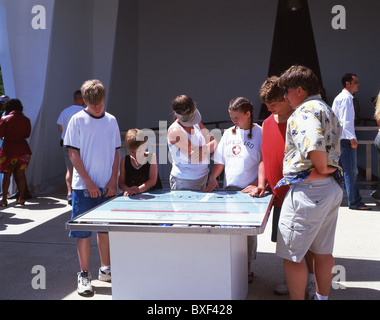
top-left (339, 139), bottom-right (364, 209)
top-left (69, 188), bottom-right (112, 239)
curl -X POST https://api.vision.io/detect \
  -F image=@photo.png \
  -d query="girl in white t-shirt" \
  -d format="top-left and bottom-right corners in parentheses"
top-left (203, 96), bottom-right (262, 284)
top-left (167, 95), bottom-right (217, 190)
top-left (203, 97), bottom-right (262, 192)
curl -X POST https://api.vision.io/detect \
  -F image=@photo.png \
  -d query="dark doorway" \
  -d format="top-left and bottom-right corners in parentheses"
top-left (259, 0), bottom-right (325, 120)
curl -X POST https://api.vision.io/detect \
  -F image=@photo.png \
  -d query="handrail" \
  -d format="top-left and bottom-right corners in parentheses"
top-left (355, 126), bottom-right (378, 183)
top-left (119, 124), bottom-right (380, 185)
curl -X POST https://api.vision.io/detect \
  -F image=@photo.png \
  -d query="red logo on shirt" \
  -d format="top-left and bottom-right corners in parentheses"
top-left (232, 145), bottom-right (241, 155)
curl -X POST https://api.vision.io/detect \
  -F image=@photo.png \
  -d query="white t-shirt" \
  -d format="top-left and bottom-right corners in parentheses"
top-left (64, 110), bottom-right (121, 190)
top-left (213, 125), bottom-right (262, 189)
top-left (56, 105), bottom-right (84, 139)
top-left (167, 122), bottom-right (209, 179)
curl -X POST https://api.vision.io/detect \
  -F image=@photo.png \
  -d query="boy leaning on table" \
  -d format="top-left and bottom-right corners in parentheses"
top-left (64, 79), bottom-right (121, 296)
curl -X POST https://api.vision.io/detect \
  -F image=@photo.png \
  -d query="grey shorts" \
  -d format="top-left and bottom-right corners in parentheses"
top-left (169, 174), bottom-right (208, 191)
top-left (276, 177), bottom-right (343, 263)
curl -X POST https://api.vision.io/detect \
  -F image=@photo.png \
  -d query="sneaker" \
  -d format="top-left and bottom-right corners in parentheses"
top-left (77, 271), bottom-right (93, 296)
top-left (98, 266), bottom-right (111, 282)
top-left (274, 282), bottom-right (289, 295)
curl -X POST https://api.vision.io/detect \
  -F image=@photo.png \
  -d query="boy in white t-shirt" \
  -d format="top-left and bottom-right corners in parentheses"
top-left (64, 79), bottom-right (121, 296)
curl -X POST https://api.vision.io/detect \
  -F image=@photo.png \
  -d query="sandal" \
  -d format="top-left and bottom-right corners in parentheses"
top-left (248, 272), bottom-right (254, 284)
top-left (0, 200), bottom-right (8, 207)
top-left (349, 205), bottom-right (371, 211)
top-left (16, 200), bottom-right (25, 205)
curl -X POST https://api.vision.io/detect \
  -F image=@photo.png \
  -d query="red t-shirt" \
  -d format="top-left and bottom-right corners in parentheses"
top-left (261, 114), bottom-right (288, 206)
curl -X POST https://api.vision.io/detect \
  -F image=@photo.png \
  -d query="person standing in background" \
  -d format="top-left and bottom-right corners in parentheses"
top-left (0, 99), bottom-right (32, 206)
top-left (371, 92), bottom-right (380, 200)
top-left (332, 73), bottom-right (370, 210)
top-left (57, 90), bottom-right (85, 205)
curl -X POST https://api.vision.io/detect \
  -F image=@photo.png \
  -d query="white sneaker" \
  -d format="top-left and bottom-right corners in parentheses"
top-left (77, 271), bottom-right (93, 296)
top-left (98, 266), bottom-right (111, 282)
top-left (274, 281), bottom-right (289, 295)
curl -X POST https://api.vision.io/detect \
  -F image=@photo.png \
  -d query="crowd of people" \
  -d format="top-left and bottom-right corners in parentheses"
top-left (1, 65), bottom-right (379, 300)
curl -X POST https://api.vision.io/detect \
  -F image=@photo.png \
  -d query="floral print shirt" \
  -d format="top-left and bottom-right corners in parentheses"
top-left (276, 95), bottom-right (343, 188)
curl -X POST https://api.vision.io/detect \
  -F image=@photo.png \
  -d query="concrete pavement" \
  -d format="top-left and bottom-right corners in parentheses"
top-left (1, 184), bottom-right (379, 300)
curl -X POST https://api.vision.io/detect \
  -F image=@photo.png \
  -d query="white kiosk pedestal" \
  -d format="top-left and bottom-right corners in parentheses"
top-left (110, 231), bottom-right (248, 300)
top-left (66, 190), bottom-right (273, 300)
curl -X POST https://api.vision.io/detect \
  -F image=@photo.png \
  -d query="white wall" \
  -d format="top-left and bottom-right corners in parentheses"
top-left (1, 0), bottom-right (379, 192)
top-left (134, 0), bottom-right (277, 130)
top-left (309, 0), bottom-right (380, 115)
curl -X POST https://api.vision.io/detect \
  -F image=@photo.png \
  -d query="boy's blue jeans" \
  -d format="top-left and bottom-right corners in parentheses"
top-left (339, 139), bottom-right (364, 209)
top-left (69, 188), bottom-right (112, 239)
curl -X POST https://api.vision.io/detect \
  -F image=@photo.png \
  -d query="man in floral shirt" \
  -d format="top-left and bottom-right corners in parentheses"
top-left (275, 65), bottom-right (343, 300)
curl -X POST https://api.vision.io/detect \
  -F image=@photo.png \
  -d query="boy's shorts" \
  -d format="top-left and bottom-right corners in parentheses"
top-left (276, 177), bottom-right (343, 263)
top-left (69, 188), bottom-right (113, 239)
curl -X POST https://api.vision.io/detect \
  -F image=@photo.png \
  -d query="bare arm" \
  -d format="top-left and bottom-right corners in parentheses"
top-left (307, 150), bottom-right (337, 180)
top-left (248, 161), bottom-right (267, 197)
top-left (202, 163), bottom-right (225, 192)
top-left (104, 149), bottom-right (119, 197)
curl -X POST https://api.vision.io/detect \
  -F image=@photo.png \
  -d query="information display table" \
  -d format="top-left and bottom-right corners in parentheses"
top-left (66, 190), bottom-right (273, 300)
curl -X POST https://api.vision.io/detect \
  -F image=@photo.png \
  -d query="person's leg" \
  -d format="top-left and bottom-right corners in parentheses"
top-left (313, 253), bottom-right (335, 297)
top-left (77, 238), bottom-right (91, 271)
top-left (1, 171), bottom-right (11, 205)
top-left (339, 139), bottom-right (364, 208)
top-left (97, 233), bottom-right (110, 267)
top-left (14, 168), bottom-right (27, 204)
top-left (283, 259), bottom-right (308, 300)
top-left (66, 168), bottom-right (73, 196)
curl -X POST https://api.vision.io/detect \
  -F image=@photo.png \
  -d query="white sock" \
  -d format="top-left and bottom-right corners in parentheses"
top-left (314, 292), bottom-right (328, 300)
top-left (100, 265), bottom-right (111, 272)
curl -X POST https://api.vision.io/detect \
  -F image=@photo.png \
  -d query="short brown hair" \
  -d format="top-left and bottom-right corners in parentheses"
top-left (125, 128), bottom-right (147, 150)
top-left (172, 95), bottom-right (196, 116)
top-left (259, 76), bottom-right (285, 104)
top-left (81, 79), bottom-right (106, 106)
top-left (279, 65), bottom-right (320, 96)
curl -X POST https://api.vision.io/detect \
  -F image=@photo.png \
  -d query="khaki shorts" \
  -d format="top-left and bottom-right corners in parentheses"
top-left (276, 177), bottom-right (343, 263)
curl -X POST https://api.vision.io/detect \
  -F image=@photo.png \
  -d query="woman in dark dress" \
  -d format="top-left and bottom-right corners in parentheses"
top-left (0, 99), bottom-right (32, 205)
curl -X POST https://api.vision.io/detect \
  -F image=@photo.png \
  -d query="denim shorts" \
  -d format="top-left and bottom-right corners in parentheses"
top-left (69, 188), bottom-right (112, 239)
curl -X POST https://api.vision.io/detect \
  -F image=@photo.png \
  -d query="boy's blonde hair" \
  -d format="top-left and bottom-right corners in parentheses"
top-left (81, 79), bottom-right (106, 106)
top-left (125, 128), bottom-right (147, 150)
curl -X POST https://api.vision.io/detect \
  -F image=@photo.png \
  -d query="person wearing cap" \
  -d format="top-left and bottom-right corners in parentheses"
top-left (167, 95), bottom-right (217, 190)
